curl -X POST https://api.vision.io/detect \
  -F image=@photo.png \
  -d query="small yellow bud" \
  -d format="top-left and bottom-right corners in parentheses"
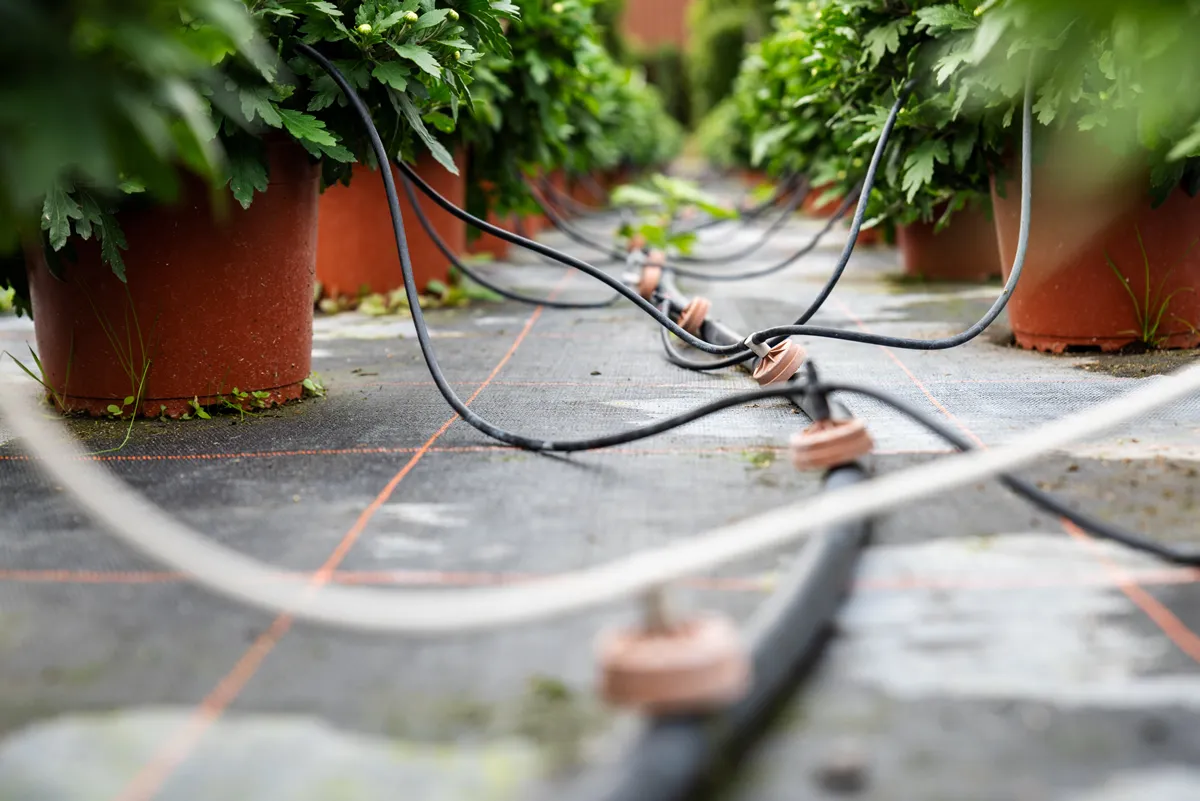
top-left (447, 9), bottom-right (459, 21)
top-left (356, 23), bottom-right (372, 34)
top-left (552, 1), bottom-right (564, 11)
top-left (404, 11), bottom-right (419, 23)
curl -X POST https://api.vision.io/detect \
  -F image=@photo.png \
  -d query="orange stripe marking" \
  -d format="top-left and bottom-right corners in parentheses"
top-left (828, 297), bottom-right (1200, 665)
top-left (112, 294), bottom-right (553, 801)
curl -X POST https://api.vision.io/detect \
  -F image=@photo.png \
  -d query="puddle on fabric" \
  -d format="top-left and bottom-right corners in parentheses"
top-left (602, 395), bottom-right (787, 439)
top-left (1065, 768), bottom-right (1200, 801)
top-left (835, 533), bottom-right (1200, 709)
top-left (367, 535), bottom-right (445, 558)
top-left (377, 503), bottom-right (469, 528)
top-left (0, 709), bottom-right (541, 801)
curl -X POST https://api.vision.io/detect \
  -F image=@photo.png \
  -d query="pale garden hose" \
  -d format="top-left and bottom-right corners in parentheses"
top-left (2, 359), bottom-right (1198, 635)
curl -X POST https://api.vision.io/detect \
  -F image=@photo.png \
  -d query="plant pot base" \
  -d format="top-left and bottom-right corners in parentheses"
top-left (48, 381), bottom-right (305, 420)
top-left (1012, 330), bottom-right (1200, 355)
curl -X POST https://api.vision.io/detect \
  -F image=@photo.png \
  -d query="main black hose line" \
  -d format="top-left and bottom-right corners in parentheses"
top-left (660, 75), bottom-right (1032, 375)
top-left (822, 382), bottom-right (1200, 565)
top-left (395, 171), bottom-right (620, 310)
top-left (747, 75), bottom-right (1032, 350)
top-left (389, 140), bottom-right (747, 355)
top-left (566, 464), bottom-right (872, 801)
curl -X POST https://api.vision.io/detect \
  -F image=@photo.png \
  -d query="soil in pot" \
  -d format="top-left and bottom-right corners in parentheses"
top-left (26, 140), bottom-right (319, 418)
top-left (897, 201), bottom-right (1003, 282)
top-left (316, 151), bottom-right (466, 297)
top-left (992, 138), bottom-right (1200, 353)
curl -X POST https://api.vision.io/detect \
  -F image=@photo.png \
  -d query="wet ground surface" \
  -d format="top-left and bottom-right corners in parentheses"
top-left (0, 180), bottom-right (1198, 801)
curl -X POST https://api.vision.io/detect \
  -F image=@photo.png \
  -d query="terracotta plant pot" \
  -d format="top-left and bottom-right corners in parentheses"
top-left (467, 213), bottom-right (514, 260)
top-left (897, 202), bottom-right (1003, 282)
top-left (27, 140), bottom-right (318, 418)
top-left (992, 144), bottom-right (1200, 353)
top-left (317, 151), bottom-right (465, 297)
top-left (802, 183), bottom-right (844, 218)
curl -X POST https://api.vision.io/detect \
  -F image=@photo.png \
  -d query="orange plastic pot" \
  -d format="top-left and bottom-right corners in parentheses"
top-left (992, 150), bottom-right (1200, 353)
top-left (27, 140), bottom-right (318, 418)
top-left (897, 202), bottom-right (1003, 282)
top-left (317, 151), bottom-right (465, 297)
top-left (467, 213), bottom-right (545, 260)
top-left (467, 213), bottom-right (514, 260)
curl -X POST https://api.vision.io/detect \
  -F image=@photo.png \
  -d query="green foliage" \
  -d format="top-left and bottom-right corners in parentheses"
top-left (685, 0), bottom-right (775, 120)
top-left (462, 0), bottom-right (680, 221)
top-left (612, 174), bottom-right (737, 255)
top-left (928, 0), bottom-right (1200, 204)
top-left (633, 44), bottom-right (690, 125)
top-left (686, 6), bottom-right (750, 121)
top-left (731, 0), bottom-right (996, 229)
top-left (2, 0), bottom-right (515, 309)
top-left (0, 0), bottom-right (263, 302)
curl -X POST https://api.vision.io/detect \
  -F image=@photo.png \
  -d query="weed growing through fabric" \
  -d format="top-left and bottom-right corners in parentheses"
top-left (1105, 225), bottom-right (1199, 348)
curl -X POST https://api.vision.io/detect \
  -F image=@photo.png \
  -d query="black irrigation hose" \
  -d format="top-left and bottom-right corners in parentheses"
top-left (390, 144), bottom-right (746, 355)
top-left (660, 75), bottom-right (1032, 374)
top-left (744, 77), bottom-right (1032, 352)
top-left (824, 382), bottom-right (1200, 565)
top-left (669, 180), bottom-right (812, 266)
top-left (568, 463), bottom-right (872, 801)
top-left (300, 44), bottom-right (853, 455)
top-left (396, 172), bottom-right (620, 310)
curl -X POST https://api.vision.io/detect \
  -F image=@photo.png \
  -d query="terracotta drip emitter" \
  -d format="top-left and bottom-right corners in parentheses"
top-left (790, 418), bottom-right (874, 470)
top-left (789, 362), bottom-right (874, 469)
top-left (638, 249), bottom-right (666, 300)
top-left (751, 340), bottom-right (806, 386)
top-left (678, 296), bottom-right (711, 336)
top-left (597, 589), bottom-right (750, 714)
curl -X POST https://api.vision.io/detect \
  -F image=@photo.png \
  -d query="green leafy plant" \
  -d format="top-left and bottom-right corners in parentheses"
top-left (462, 0), bottom-right (680, 223)
top-left (612, 175), bottom-right (737, 255)
top-left (5, 0), bottom-right (517, 313)
top-left (732, 0), bottom-right (997, 232)
top-left (1104, 226), bottom-right (1198, 348)
top-left (926, 0), bottom-right (1200, 206)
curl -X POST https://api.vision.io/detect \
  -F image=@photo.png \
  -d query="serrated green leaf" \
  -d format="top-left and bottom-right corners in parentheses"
top-left (914, 5), bottom-right (976, 34)
top-left (951, 128), bottom-right (977, 171)
top-left (390, 43), bottom-right (441, 78)
top-left (862, 19), bottom-right (911, 69)
top-left (278, 108), bottom-right (338, 146)
top-left (42, 183), bottom-right (82, 251)
top-left (227, 150), bottom-right (269, 209)
top-left (96, 209), bottom-right (128, 281)
top-left (239, 86), bottom-right (282, 127)
top-left (413, 8), bottom-right (450, 29)
top-left (372, 62), bottom-right (410, 92)
top-left (902, 141), bottom-right (949, 203)
top-left (390, 90), bottom-right (458, 174)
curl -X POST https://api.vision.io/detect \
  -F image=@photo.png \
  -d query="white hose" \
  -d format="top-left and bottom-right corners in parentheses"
top-left (1, 363), bottom-right (1197, 636)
